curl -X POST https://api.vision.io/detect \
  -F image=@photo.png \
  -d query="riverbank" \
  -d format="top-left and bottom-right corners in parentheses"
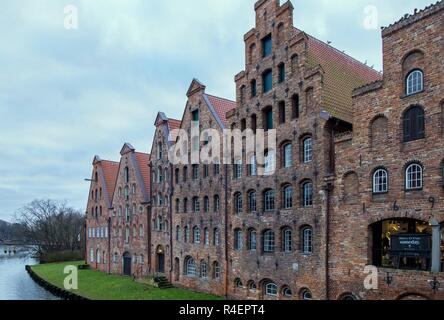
top-left (30, 261), bottom-right (223, 300)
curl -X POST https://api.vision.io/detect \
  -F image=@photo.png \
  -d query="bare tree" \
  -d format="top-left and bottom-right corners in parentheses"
top-left (15, 199), bottom-right (84, 254)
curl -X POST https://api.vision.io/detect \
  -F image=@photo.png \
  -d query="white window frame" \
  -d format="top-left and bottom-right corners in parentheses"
top-left (283, 185), bottom-right (293, 209)
top-left (248, 191), bottom-right (257, 213)
top-left (234, 193), bottom-right (243, 214)
top-left (303, 137), bottom-right (313, 163)
top-left (193, 227), bottom-right (200, 244)
top-left (302, 182), bottom-right (313, 207)
top-left (264, 151), bottom-right (276, 176)
top-left (186, 258), bottom-right (197, 277)
top-left (234, 229), bottom-right (243, 251)
top-left (248, 229), bottom-right (257, 251)
top-left (264, 190), bottom-right (275, 212)
top-left (406, 70), bottom-right (424, 95)
top-left (263, 230), bottom-right (275, 253)
top-left (373, 169), bottom-right (388, 194)
top-left (265, 283), bottom-right (278, 297)
top-left (284, 144), bottom-right (292, 168)
top-left (200, 261), bottom-right (208, 278)
top-left (302, 228), bottom-right (313, 254)
top-left (283, 229), bottom-right (292, 253)
top-left (406, 163), bottom-right (423, 190)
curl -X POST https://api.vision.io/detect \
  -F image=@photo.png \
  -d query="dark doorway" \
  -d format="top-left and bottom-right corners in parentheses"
top-left (123, 252), bottom-right (132, 276)
top-left (156, 245), bottom-right (165, 274)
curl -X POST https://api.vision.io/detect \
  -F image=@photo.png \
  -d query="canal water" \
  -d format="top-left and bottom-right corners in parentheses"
top-left (0, 245), bottom-right (58, 300)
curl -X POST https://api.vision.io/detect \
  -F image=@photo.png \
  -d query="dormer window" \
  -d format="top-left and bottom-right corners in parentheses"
top-left (406, 69), bottom-right (423, 96)
top-left (262, 34), bottom-right (272, 57)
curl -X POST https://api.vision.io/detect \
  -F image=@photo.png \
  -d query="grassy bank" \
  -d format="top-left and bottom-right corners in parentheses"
top-left (31, 261), bottom-right (223, 300)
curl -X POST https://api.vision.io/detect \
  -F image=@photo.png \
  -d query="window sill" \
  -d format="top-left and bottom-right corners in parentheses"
top-left (400, 90), bottom-right (425, 99)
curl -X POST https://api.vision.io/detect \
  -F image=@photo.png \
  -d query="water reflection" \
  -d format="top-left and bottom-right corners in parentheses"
top-left (0, 245), bottom-right (59, 300)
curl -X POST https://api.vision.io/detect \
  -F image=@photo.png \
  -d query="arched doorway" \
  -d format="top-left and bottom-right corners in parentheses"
top-left (370, 218), bottom-right (432, 271)
top-left (156, 245), bottom-right (165, 274)
top-left (123, 252), bottom-right (132, 276)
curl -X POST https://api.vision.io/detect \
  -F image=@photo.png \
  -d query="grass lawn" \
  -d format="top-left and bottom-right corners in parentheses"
top-left (31, 261), bottom-right (223, 300)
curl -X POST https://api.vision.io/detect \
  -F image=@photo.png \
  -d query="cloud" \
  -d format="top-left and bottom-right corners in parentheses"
top-left (0, 0), bottom-right (433, 221)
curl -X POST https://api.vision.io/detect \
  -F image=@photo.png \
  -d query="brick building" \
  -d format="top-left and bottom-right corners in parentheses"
top-left (84, 0), bottom-right (443, 300)
top-left (85, 156), bottom-right (118, 273)
top-left (109, 143), bottom-right (151, 277)
top-left (330, 1), bottom-right (444, 300)
top-left (149, 113), bottom-right (181, 278)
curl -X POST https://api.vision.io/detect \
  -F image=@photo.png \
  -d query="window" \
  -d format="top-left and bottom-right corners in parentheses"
top-left (303, 137), bottom-right (313, 163)
top-left (234, 193), bottom-right (243, 214)
top-left (278, 101), bottom-right (286, 124)
top-left (175, 199), bottom-right (180, 213)
top-left (175, 169), bottom-right (180, 184)
top-left (183, 166), bottom-right (188, 182)
top-left (301, 289), bottom-right (313, 300)
top-left (204, 228), bottom-right (209, 246)
top-left (125, 206), bottom-right (130, 222)
top-left (264, 190), bottom-right (275, 212)
top-left (262, 70), bottom-right (273, 93)
top-left (157, 143), bottom-right (162, 159)
top-left (192, 109), bottom-right (199, 122)
top-left (248, 191), bottom-right (257, 213)
top-left (406, 163), bottom-right (423, 190)
top-left (214, 195), bottom-right (220, 212)
top-left (373, 169), bottom-right (388, 194)
top-left (124, 167), bottom-right (130, 184)
top-left (184, 226), bottom-right (190, 243)
top-left (249, 154), bottom-right (257, 176)
top-left (203, 164), bottom-right (209, 178)
top-left (263, 230), bottom-right (275, 253)
top-left (185, 257), bottom-right (197, 277)
top-left (302, 227), bottom-right (313, 254)
top-left (282, 228), bottom-right (292, 252)
top-left (214, 163), bottom-right (220, 175)
top-left (234, 159), bottom-right (242, 179)
top-left (278, 63), bottom-right (285, 83)
top-left (192, 197), bottom-right (200, 213)
top-left (282, 287), bottom-right (293, 297)
top-left (183, 198), bottom-right (188, 213)
top-left (264, 150), bottom-right (275, 175)
top-left (234, 229), bottom-right (243, 251)
top-left (248, 229), bottom-right (257, 251)
top-left (214, 228), bottom-right (221, 246)
top-left (283, 143), bottom-right (292, 168)
top-left (213, 262), bottom-right (221, 280)
top-left (406, 70), bottom-right (424, 95)
top-left (240, 85), bottom-right (246, 104)
top-left (204, 196), bottom-right (210, 213)
top-left (139, 225), bottom-right (144, 238)
top-left (176, 226), bottom-right (180, 241)
top-left (193, 227), bottom-right (200, 244)
top-left (200, 261), bottom-right (208, 278)
top-left (192, 164), bottom-right (199, 180)
top-left (125, 226), bottom-right (130, 244)
top-left (248, 281), bottom-right (257, 292)
top-left (251, 79), bottom-right (257, 98)
top-left (302, 181), bottom-right (313, 207)
top-left (265, 283), bottom-right (278, 297)
top-left (235, 278), bottom-right (243, 289)
top-left (262, 34), bottom-right (272, 57)
top-left (251, 114), bottom-right (257, 133)
top-left (403, 106), bottom-right (425, 142)
top-left (282, 185), bottom-right (293, 209)
top-left (89, 248), bottom-right (94, 263)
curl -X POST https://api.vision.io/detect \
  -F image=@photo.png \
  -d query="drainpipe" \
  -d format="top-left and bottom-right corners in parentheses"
top-left (148, 163), bottom-right (153, 276)
top-left (108, 216), bottom-right (111, 274)
top-left (224, 163), bottom-right (229, 299)
top-left (322, 182), bottom-right (333, 300)
top-left (169, 163), bottom-right (174, 282)
top-left (431, 219), bottom-right (441, 274)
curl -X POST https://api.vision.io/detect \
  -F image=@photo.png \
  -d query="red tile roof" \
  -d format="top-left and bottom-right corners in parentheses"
top-left (297, 28), bottom-right (383, 123)
top-left (205, 94), bottom-right (237, 127)
top-left (134, 152), bottom-right (151, 197)
top-left (100, 160), bottom-right (119, 203)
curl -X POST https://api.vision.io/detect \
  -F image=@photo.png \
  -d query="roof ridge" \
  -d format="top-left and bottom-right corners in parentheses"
top-left (205, 93), bottom-right (236, 103)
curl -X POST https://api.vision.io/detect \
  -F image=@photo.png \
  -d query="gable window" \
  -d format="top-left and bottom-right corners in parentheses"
top-left (251, 79), bottom-right (257, 98)
top-left (282, 185), bottom-right (293, 209)
top-left (240, 85), bottom-right (246, 105)
top-left (262, 34), bottom-right (272, 57)
top-left (262, 70), bottom-right (273, 93)
top-left (406, 70), bottom-right (424, 95)
top-left (248, 229), bottom-right (257, 251)
top-left (191, 109), bottom-right (199, 122)
top-left (234, 229), bottom-right (243, 251)
top-left (373, 168), bottom-right (388, 194)
top-left (263, 230), bottom-right (275, 253)
top-left (403, 106), bottom-right (425, 142)
top-left (157, 143), bottom-right (162, 160)
top-left (303, 137), bottom-right (313, 163)
top-left (264, 189), bottom-right (275, 212)
top-left (406, 163), bottom-right (423, 191)
top-left (278, 63), bottom-right (285, 83)
top-left (124, 167), bottom-right (130, 184)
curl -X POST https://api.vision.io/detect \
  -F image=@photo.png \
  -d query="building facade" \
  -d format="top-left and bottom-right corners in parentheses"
top-left (330, 1), bottom-right (444, 300)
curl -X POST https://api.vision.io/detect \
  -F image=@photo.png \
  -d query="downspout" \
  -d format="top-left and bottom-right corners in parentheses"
top-left (169, 163), bottom-right (174, 282)
top-left (84, 218), bottom-right (87, 264)
top-left (148, 163), bottom-right (153, 276)
top-left (224, 163), bottom-right (229, 299)
top-left (108, 216), bottom-right (111, 274)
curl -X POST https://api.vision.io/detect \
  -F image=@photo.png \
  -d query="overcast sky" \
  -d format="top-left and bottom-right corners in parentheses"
top-left (0, 0), bottom-right (432, 222)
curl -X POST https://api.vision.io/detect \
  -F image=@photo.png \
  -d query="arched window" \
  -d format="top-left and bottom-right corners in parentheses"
top-left (193, 227), bottom-right (200, 244)
top-left (302, 227), bottom-right (313, 254)
top-left (248, 281), bottom-right (257, 292)
top-left (214, 228), bottom-right (221, 246)
top-left (292, 94), bottom-right (299, 119)
top-left (204, 228), bottom-right (209, 246)
top-left (96, 249), bottom-right (101, 264)
top-left (176, 225), bottom-right (180, 241)
top-left (234, 193), bottom-right (243, 214)
top-left (282, 184), bottom-right (293, 209)
top-left (200, 260), bottom-right (208, 278)
top-left (403, 106), bottom-right (425, 142)
top-left (249, 154), bottom-right (257, 176)
top-left (303, 137), bottom-right (313, 163)
top-left (214, 195), bottom-right (220, 212)
top-left (263, 230), bottom-right (275, 253)
top-left (282, 228), bottom-right (292, 253)
top-left (406, 70), bottom-right (424, 95)
top-left (183, 198), bottom-right (188, 213)
top-left (235, 278), bottom-right (243, 289)
top-left (251, 79), bottom-right (257, 98)
top-left (373, 168), bottom-right (388, 194)
top-left (339, 293), bottom-right (358, 300)
top-left (265, 282), bottom-right (278, 297)
top-left (192, 197), bottom-right (200, 213)
top-left (264, 189), bottom-right (276, 212)
top-left (370, 116), bottom-right (388, 148)
top-left (264, 149), bottom-right (275, 175)
top-left (406, 163), bottom-right (423, 190)
top-left (282, 286), bottom-right (293, 297)
top-left (234, 229), bottom-right (243, 251)
top-left (248, 190), bottom-right (257, 213)
top-left (204, 196), bottom-right (210, 213)
top-left (185, 257), bottom-right (197, 277)
top-left (248, 228), bottom-right (257, 251)
top-left (301, 288), bottom-right (313, 300)
top-left (213, 261), bottom-right (221, 280)
top-left (234, 159), bottom-right (242, 179)
top-left (301, 181), bottom-right (313, 207)
top-left (184, 226), bottom-right (189, 243)
top-left (283, 143), bottom-right (292, 168)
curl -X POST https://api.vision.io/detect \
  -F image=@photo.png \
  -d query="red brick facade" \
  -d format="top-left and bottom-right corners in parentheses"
top-left (85, 0), bottom-right (443, 300)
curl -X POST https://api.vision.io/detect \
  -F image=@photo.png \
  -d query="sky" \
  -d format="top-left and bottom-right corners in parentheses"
top-left (0, 0), bottom-right (433, 222)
